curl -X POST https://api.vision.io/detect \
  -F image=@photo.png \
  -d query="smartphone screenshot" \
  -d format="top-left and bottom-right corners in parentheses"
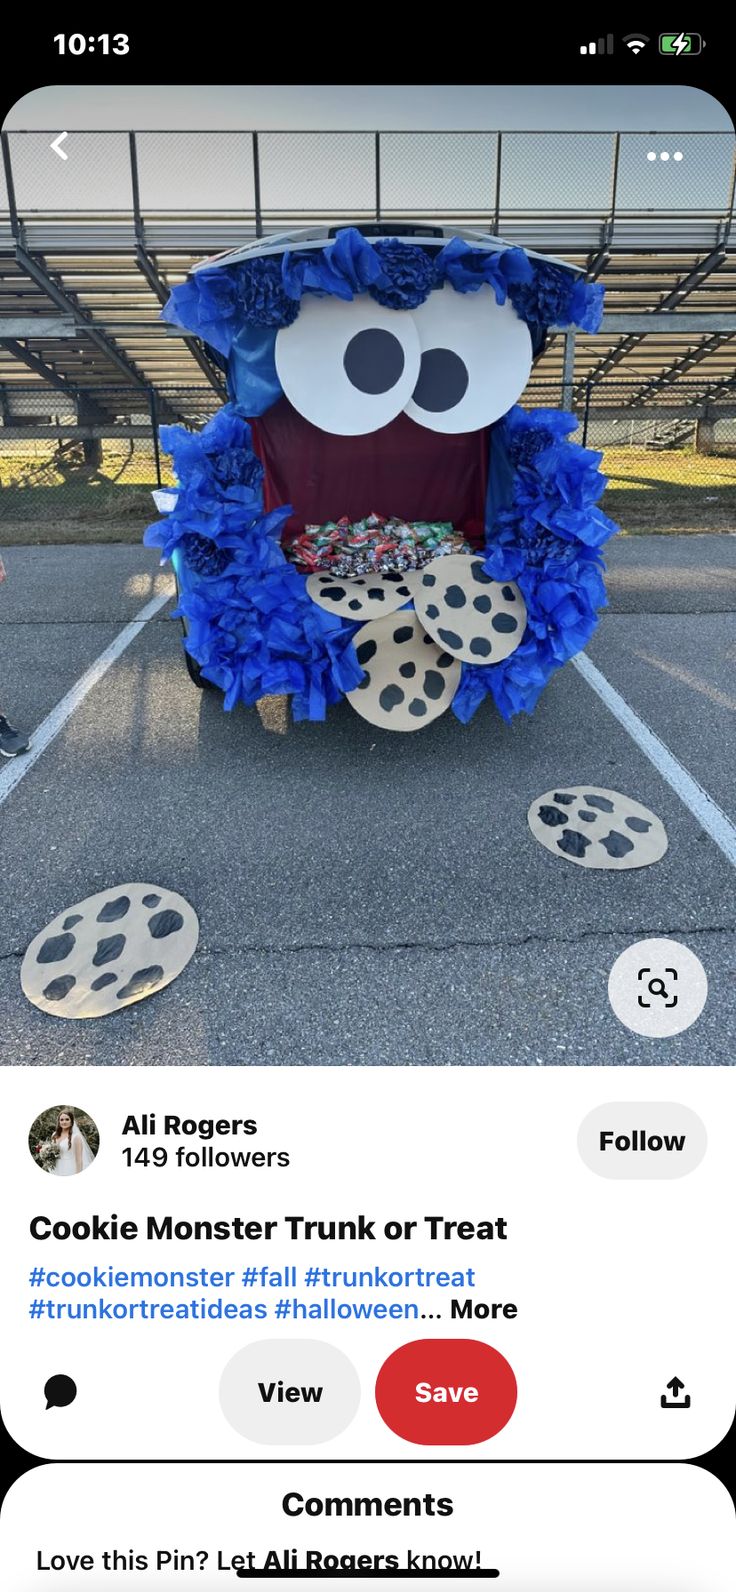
top-left (1, 31), bottom-right (734, 1591)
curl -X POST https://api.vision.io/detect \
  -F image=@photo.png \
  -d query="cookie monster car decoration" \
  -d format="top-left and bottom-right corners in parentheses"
top-left (145, 224), bottom-right (618, 731)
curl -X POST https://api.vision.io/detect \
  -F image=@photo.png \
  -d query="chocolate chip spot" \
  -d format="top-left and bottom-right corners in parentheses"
top-left (96, 895), bottom-right (130, 923)
top-left (367, 587), bottom-right (385, 601)
top-left (143, 893), bottom-right (161, 908)
top-left (539, 805), bottom-right (568, 827)
top-left (148, 909), bottom-right (184, 939)
top-left (422, 572), bottom-right (436, 587)
top-left (473, 595), bottom-right (492, 614)
top-left (625, 816), bottom-right (651, 833)
top-left (37, 933), bottom-right (75, 964)
top-left (383, 572), bottom-right (402, 584)
top-left (348, 599), bottom-right (362, 611)
top-left (398, 586), bottom-right (410, 596)
top-left (584, 794), bottom-right (614, 812)
top-left (470, 637), bottom-right (492, 657)
top-left (91, 972), bottom-right (118, 991)
top-left (409, 699), bottom-right (428, 717)
top-left (93, 934), bottom-right (126, 966)
top-left (599, 830), bottom-right (635, 858)
top-left (471, 562), bottom-right (492, 585)
top-left (553, 792), bottom-right (575, 805)
top-left (501, 585), bottom-right (517, 601)
top-left (423, 635), bottom-right (433, 644)
top-left (444, 584), bottom-right (466, 609)
top-left (357, 677), bottom-right (370, 690)
top-left (116, 966), bottom-right (165, 1001)
top-left (356, 639), bottom-right (377, 665)
top-left (399, 661), bottom-right (416, 679)
top-left (43, 975), bottom-right (76, 1002)
top-left (321, 585), bottom-right (346, 601)
top-left (438, 628), bottom-right (462, 650)
top-left (393, 626), bottom-right (413, 643)
top-left (379, 685), bottom-right (404, 711)
top-left (437, 652), bottom-right (454, 668)
top-left (423, 670), bottom-right (445, 700)
top-left (557, 830), bottom-right (591, 858)
top-left (426, 603), bottom-right (440, 619)
top-left (492, 613), bottom-right (518, 633)
top-left (578, 810), bottom-right (597, 822)
top-left (63, 914), bottom-right (83, 930)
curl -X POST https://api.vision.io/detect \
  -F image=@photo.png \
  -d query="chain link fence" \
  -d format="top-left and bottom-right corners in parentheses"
top-left (2, 381), bottom-right (735, 541)
top-left (2, 129), bottom-right (735, 222)
top-left (0, 387), bottom-right (213, 539)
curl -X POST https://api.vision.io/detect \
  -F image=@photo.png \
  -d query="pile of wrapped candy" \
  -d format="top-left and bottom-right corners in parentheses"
top-left (289, 513), bottom-right (471, 577)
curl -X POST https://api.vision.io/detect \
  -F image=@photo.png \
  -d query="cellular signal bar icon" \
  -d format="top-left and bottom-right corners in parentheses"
top-left (580, 34), bottom-right (614, 54)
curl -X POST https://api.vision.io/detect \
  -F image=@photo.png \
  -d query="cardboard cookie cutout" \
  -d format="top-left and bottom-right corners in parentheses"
top-left (307, 568), bottom-right (421, 620)
top-left (346, 612), bottom-right (461, 731)
top-left (21, 885), bottom-right (199, 1018)
top-left (414, 554), bottom-right (526, 663)
top-left (528, 787), bottom-right (668, 870)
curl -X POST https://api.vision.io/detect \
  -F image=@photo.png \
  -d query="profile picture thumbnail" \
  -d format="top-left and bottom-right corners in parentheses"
top-left (28, 1105), bottom-right (100, 1176)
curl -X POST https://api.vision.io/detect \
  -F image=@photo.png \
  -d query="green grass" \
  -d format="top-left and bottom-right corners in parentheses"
top-left (600, 447), bottom-right (736, 534)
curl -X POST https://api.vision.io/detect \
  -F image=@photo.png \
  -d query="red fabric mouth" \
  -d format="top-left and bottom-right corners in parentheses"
top-left (250, 397), bottom-right (489, 549)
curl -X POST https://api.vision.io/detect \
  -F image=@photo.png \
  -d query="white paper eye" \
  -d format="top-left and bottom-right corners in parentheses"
top-left (403, 282), bottom-right (532, 434)
top-left (275, 295), bottom-right (421, 436)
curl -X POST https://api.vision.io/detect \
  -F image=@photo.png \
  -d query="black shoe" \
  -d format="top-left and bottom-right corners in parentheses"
top-left (0, 715), bottom-right (30, 758)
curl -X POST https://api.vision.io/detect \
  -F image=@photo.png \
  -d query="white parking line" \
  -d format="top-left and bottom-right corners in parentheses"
top-left (0, 589), bottom-right (172, 809)
top-left (573, 650), bottom-right (736, 869)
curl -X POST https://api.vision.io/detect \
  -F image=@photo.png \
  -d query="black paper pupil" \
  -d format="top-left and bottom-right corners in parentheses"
top-left (343, 328), bottom-right (405, 394)
top-left (412, 347), bottom-right (469, 412)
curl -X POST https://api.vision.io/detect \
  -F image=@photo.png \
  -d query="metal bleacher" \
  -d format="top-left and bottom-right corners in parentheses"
top-left (1, 127), bottom-right (735, 430)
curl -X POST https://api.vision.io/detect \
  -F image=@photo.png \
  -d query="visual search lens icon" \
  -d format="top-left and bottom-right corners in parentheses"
top-left (637, 967), bottom-right (678, 1009)
top-left (608, 938), bottom-right (707, 1038)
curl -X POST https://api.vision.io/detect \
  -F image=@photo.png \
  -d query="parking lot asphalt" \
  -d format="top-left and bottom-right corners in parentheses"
top-left (1, 534), bottom-right (734, 1066)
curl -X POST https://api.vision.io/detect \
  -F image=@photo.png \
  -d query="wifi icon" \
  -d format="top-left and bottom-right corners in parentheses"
top-left (623, 33), bottom-right (650, 53)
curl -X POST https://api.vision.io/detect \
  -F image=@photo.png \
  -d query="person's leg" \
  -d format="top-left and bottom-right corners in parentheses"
top-left (0, 712), bottom-right (30, 758)
top-left (1, 556), bottom-right (30, 755)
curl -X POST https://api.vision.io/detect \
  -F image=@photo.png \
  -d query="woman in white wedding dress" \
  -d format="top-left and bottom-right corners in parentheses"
top-left (49, 1109), bottom-right (94, 1176)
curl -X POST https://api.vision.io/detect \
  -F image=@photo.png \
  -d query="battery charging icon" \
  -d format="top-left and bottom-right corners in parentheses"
top-left (659, 32), bottom-right (703, 54)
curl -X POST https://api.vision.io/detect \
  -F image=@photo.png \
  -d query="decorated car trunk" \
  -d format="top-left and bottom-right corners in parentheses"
top-left (145, 225), bottom-right (617, 731)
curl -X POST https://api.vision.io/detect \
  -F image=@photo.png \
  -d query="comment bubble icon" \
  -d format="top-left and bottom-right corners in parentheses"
top-left (44, 1374), bottom-right (77, 1410)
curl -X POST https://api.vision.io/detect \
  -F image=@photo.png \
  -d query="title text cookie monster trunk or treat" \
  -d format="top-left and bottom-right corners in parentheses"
top-left (145, 226), bottom-right (617, 730)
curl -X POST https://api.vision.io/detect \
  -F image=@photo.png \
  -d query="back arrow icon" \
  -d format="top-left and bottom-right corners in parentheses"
top-left (51, 132), bottom-right (69, 161)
